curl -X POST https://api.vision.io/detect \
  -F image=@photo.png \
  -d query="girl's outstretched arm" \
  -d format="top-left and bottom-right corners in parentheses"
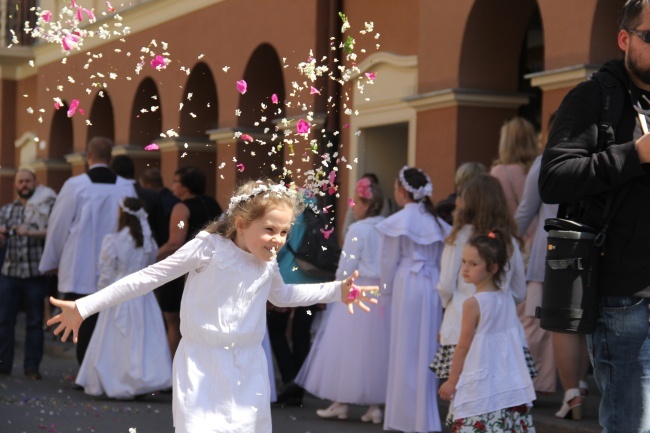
top-left (438, 296), bottom-right (479, 401)
top-left (47, 297), bottom-right (83, 343)
top-left (341, 270), bottom-right (379, 314)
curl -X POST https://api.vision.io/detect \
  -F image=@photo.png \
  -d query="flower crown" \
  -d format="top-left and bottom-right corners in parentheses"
top-left (398, 166), bottom-right (432, 201)
top-left (119, 198), bottom-right (154, 253)
top-left (227, 181), bottom-right (298, 214)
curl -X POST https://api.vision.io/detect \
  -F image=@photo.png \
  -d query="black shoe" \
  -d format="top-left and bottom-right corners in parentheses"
top-left (276, 381), bottom-right (304, 405)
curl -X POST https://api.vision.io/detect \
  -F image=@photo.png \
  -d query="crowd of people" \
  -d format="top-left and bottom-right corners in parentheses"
top-left (4, 2), bottom-right (650, 432)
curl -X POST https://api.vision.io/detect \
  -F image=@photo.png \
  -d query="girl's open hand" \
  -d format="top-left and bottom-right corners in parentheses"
top-left (46, 297), bottom-right (83, 343)
top-left (438, 380), bottom-right (456, 401)
top-left (341, 270), bottom-right (379, 314)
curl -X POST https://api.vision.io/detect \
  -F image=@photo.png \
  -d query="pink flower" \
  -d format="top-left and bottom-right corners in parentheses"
top-left (310, 86), bottom-right (320, 95)
top-left (240, 134), bottom-right (253, 142)
top-left (271, 94), bottom-right (279, 104)
top-left (150, 55), bottom-right (167, 69)
top-left (236, 163), bottom-right (245, 172)
top-left (355, 178), bottom-right (373, 199)
top-left (348, 198), bottom-right (355, 207)
top-left (347, 284), bottom-right (360, 301)
top-left (41, 10), bottom-right (52, 22)
top-left (236, 80), bottom-right (247, 95)
top-left (144, 143), bottom-right (159, 151)
top-left (67, 99), bottom-right (80, 117)
top-left (321, 226), bottom-right (334, 240)
top-left (365, 72), bottom-right (377, 80)
top-left (61, 34), bottom-right (80, 51)
top-left (296, 119), bottom-right (310, 134)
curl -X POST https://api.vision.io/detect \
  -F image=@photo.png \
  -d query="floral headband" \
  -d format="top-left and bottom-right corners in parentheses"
top-left (227, 181), bottom-right (298, 214)
top-left (355, 178), bottom-right (373, 200)
top-left (119, 198), bottom-right (155, 253)
top-left (398, 166), bottom-right (432, 201)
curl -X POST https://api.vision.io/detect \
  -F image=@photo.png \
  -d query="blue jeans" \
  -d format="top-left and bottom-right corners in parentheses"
top-left (588, 296), bottom-right (650, 433)
top-left (0, 275), bottom-right (49, 374)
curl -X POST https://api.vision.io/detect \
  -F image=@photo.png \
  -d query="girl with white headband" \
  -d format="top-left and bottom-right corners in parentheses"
top-left (75, 197), bottom-right (171, 399)
top-left (376, 166), bottom-right (451, 433)
top-left (47, 180), bottom-right (378, 433)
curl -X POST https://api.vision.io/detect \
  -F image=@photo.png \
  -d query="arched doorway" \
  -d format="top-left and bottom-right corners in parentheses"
top-left (129, 77), bottom-right (162, 147)
top-left (49, 101), bottom-right (74, 159)
top-left (179, 62), bottom-right (218, 138)
top-left (87, 91), bottom-right (115, 143)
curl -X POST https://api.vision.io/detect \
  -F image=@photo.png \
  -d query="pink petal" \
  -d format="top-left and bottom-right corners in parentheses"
top-left (321, 227), bottom-right (334, 240)
top-left (364, 72), bottom-right (377, 80)
top-left (347, 284), bottom-right (360, 301)
top-left (236, 80), bottom-right (247, 95)
top-left (71, 0), bottom-right (77, 7)
top-left (84, 8), bottom-right (95, 21)
top-left (328, 170), bottom-right (336, 185)
top-left (310, 86), bottom-right (320, 95)
top-left (296, 119), bottom-right (310, 134)
top-left (41, 11), bottom-right (52, 22)
top-left (53, 102), bottom-right (60, 110)
top-left (144, 143), bottom-right (159, 151)
top-left (236, 163), bottom-right (245, 172)
top-left (271, 94), bottom-right (278, 104)
top-left (79, 108), bottom-right (85, 115)
top-left (348, 198), bottom-right (355, 207)
top-left (61, 34), bottom-right (80, 51)
top-left (150, 55), bottom-right (167, 69)
top-left (67, 99), bottom-right (79, 117)
top-left (106, 2), bottom-right (115, 12)
top-left (240, 134), bottom-right (253, 142)
top-left (76, 7), bottom-right (83, 21)
top-left (328, 186), bottom-right (337, 196)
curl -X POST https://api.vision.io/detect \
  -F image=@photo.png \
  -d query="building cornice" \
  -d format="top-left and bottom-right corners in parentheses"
top-left (404, 88), bottom-right (529, 111)
top-left (526, 64), bottom-right (600, 91)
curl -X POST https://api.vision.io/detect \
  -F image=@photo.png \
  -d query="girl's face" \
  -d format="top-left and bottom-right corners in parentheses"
top-left (352, 193), bottom-right (370, 220)
top-left (235, 205), bottom-right (294, 262)
top-left (461, 245), bottom-right (496, 288)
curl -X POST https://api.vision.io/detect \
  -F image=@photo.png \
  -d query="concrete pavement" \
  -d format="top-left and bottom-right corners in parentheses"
top-left (1, 312), bottom-right (602, 433)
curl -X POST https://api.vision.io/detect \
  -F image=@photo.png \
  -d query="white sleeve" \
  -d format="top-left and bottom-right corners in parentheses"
top-left (268, 267), bottom-right (342, 307)
top-left (97, 235), bottom-right (117, 290)
top-left (437, 242), bottom-right (458, 308)
top-left (39, 180), bottom-right (77, 272)
top-left (508, 239), bottom-right (527, 304)
top-left (76, 235), bottom-right (213, 319)
top-left (379, 234), bottom-right (400, 296)
top-left (335, 223), bottom-right (363, 280)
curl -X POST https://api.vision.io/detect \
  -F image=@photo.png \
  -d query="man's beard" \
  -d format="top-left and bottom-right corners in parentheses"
top-left (17, 188), bottom-right (34, 199)
top-left (627, 54), bottom-right (650, 87)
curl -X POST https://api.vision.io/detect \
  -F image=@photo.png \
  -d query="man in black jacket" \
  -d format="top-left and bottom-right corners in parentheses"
top-left (539, 1), bottom-right (650, 431)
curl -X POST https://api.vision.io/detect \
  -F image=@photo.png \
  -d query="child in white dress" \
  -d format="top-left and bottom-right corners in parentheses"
top-left (431, 174), bottom-right (533, 379)
top-left (296, 178), bottom-right (389, 424)
top-left (75, 197), bottom-right (171, 399)
top-left (438, 230), bottom-right (536, 432)
top-left (377, 166), bottom-right (451, 433)
top-left (47, 180), bottom-right (377, 433)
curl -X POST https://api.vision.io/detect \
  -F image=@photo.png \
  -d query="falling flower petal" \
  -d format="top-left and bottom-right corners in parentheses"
top-left (79, 108), bottom-right (85, 115)
top-left (144, 143), bottom-right (159, 151)
top-left (321, 227), bottom-right (334, 240)
top-left (67, 99), bottom-right (79, 117)
top-left (236, 163), bottom-right (245, 172)
top-left (106, 1), bottom-right (115, 12)
top-left (347, 284), bottom-right (360, 301)
top-left (236, 80), bottom-right (247, 94)
top-left (296, 119), bottom-right (310, 134)
top-left (76, 7), bottom-right (83, 21)
top-left (310, 86), bottom-right (320, 95)
top-left (365, 72), bottom-right (377, 80)
top-left (53, 102), bottom-right (60, 110)
top-left (84, 8), bottom-right (95, 21)
top-left (328, 170), bottom-right (336, 185)
top-left (271, 94), bottom-right (279, 104)
top-left (61, 34), bottom-right (80, 51)
top-left (41, 10), bottom-right (52, 22)
top-left (240, 134), bottom-right (254, 143)
top-left (150, 55), bottom-right (168, 69)
top-left (348, 198), bottom-right (355, 207)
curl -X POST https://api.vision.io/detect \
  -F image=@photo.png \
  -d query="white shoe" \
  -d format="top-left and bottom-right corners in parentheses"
top-left (316, 402), bottom-right (348, 419)
top-left (361, 407), bottom-right (383, 424)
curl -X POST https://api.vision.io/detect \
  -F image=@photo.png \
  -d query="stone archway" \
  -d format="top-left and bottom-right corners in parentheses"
top-left (87, 91), bottom-right (115, 143)
top-left (48, 101), bottom-right (74, 160)
top-left (129, 77), bottom-right (162, 147)
top-left (179, 62), bottom-right (218, 138)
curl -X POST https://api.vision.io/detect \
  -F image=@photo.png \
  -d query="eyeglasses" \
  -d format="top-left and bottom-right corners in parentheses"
top-left (628, 28), bottom-right (650, 44)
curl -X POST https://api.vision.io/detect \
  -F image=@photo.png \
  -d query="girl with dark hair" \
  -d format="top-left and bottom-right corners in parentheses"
top-left (438, 230), bottom-right (536, 432)
top-left (75, 197), bottom-right (171, 398)
top-left (377, 166), bottom-right (451, 433)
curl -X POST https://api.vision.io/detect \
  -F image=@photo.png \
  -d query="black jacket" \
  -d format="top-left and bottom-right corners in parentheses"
top-left (539, 59), bottom-right (650, 296)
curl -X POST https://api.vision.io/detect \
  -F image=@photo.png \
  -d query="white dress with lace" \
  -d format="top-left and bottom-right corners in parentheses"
top-left (75, 227), bottom-right (171, 399)
top-left (75, 231), bottom-right (342, 433)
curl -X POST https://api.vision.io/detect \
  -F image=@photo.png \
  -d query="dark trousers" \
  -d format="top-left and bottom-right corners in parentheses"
top-left (0, 275), bottom-right (50, 374)
top-left (267, 306), bottom-right (315, 383)
top-left (61, 292), bottom-right (98, 365)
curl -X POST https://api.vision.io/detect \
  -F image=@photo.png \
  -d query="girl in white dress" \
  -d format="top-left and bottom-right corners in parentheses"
top-left (431, 174), bottom-right (533, 379)
top-left (75, 197), bottom-right (171, 399)
top-left (438, 230), bottom-right (536, 432)
top-left (47, 180), bottom-right (378, 433)
top-left (377, 166), bottom-right (451, 433)
top-left (296, 178), bottom-right (389, 424)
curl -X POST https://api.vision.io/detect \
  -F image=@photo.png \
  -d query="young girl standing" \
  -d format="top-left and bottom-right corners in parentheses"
top-left (75, 197), bottom-right (171, 398)
top-left (438, 231), bottom-right (536, 432)
top-left (432, 175), bottom-right (530, 379)
top-left (377, 166), bottom-right (451, 433)
top-left (47, 180), bottom-right (377, 433)
top-left (296, 178), bottom-right (389, 424)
